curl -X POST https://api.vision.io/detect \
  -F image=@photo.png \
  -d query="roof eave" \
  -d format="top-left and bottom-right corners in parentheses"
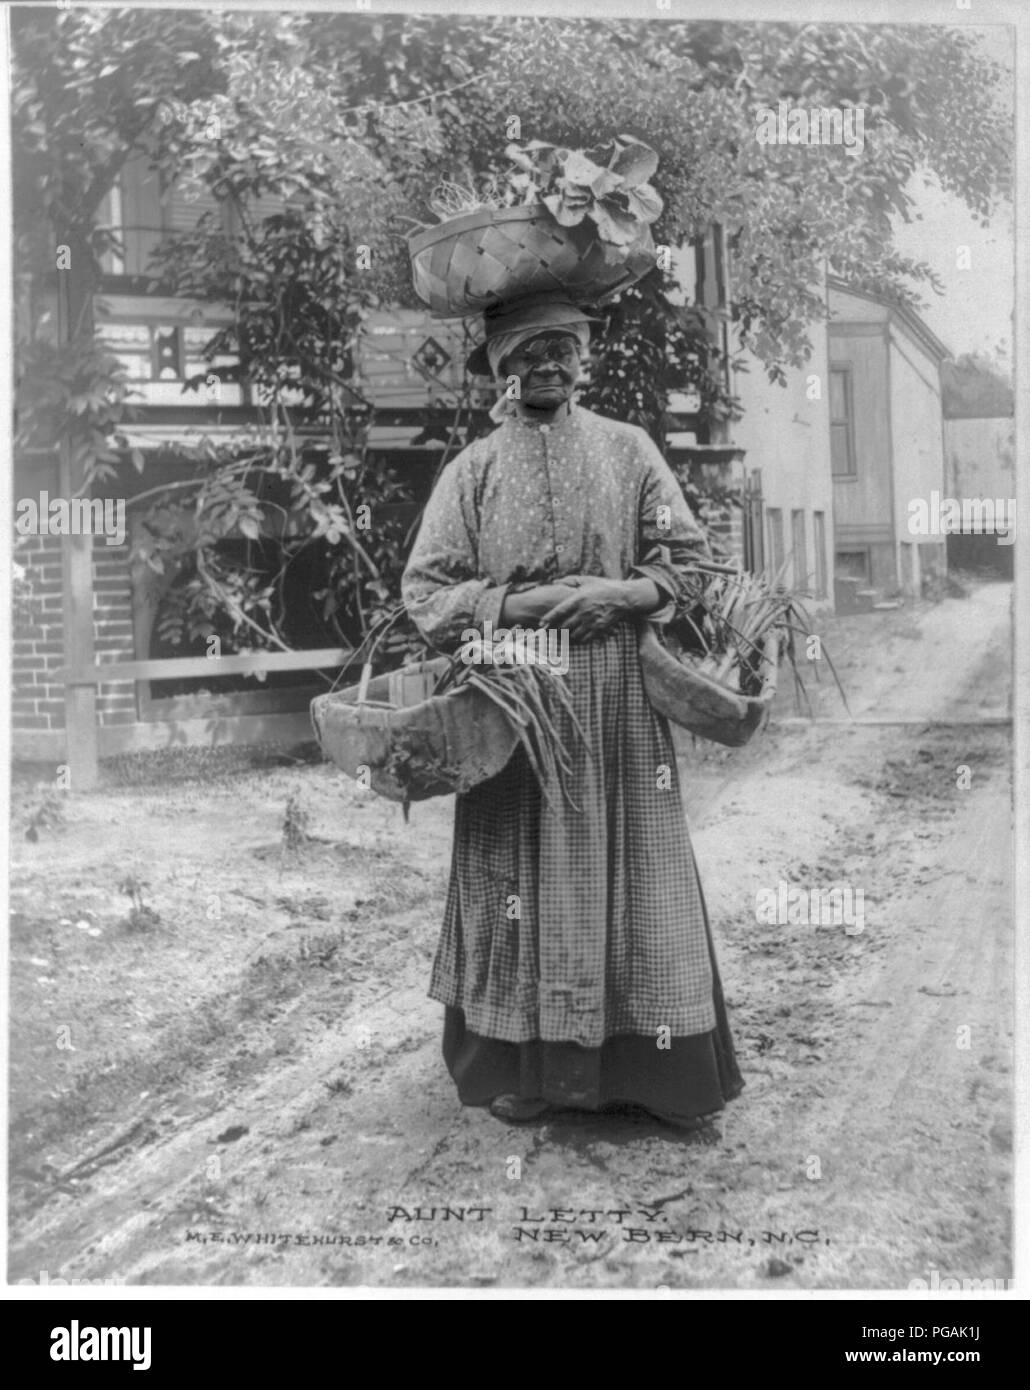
top-left (826, 275), bottom-right (952, 364)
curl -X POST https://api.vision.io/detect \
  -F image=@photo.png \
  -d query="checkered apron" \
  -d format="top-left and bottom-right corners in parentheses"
top-left (428, 620), bottom-right (715, 1047)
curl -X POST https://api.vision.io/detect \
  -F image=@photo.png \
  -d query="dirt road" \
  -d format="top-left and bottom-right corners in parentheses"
top-left (8, 581), bottom-right (1013, 1290)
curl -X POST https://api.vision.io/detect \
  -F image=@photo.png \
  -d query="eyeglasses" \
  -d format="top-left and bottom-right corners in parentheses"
top-left (507, 338), bottom-right (581, 365)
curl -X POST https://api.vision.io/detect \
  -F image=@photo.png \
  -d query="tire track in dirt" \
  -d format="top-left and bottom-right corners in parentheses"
top-left (721, 759), bottom-right (1011, 1288)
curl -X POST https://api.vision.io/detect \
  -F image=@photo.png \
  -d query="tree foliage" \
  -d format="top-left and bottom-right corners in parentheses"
top-left (940, 352), bottom-right (1014, 420)
top-left (11, 10), bottom-right (1012, 659)
top-left (493, 19), bottom-right (1010, 381)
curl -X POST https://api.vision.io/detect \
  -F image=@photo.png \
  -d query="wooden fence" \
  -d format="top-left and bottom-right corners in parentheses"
top-left (57, 647), bottom-right (352, 789)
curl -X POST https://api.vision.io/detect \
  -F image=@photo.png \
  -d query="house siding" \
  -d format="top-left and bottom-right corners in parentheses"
top-left (828, 283), bottom-right (949, 596)
top-left (828, 328), bottom-right (893, 546)
top-left (943, 415), bottom-right (1016, 576)
top-left (888, 328), bottom-right (947, 593)
top-left (945, 416), bottom-right (1016, 500)
top-left (729, 328), bottom-right (835, 606)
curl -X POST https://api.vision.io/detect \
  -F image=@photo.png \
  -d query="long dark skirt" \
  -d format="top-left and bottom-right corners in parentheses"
top-left (442, 884), bottom-right (742, 1123)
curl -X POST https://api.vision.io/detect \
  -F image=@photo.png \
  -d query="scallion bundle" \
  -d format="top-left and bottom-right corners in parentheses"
top-left (673, 560), bottom-right (849, 713)
top-left (433, 643), bottom-right (590, 808)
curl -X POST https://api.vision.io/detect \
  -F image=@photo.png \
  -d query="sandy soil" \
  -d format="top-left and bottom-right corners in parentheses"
top-left (7, 580), bottom-right (1013, 1290)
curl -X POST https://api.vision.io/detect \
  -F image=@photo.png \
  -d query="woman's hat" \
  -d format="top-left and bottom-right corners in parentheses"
top-left (466, 294), bottom-right (600, 378)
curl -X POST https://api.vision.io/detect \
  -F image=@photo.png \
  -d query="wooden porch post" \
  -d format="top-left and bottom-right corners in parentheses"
top-left (58, 230), bottom-right (99, 790)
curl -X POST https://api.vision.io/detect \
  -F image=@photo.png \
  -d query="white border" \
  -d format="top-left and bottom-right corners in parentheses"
top-left (1, 0), bottom-right (1024, 1304)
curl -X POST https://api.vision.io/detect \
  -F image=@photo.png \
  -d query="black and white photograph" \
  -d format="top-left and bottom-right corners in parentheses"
top-left (3, 0), bottom-right (1023, 1306)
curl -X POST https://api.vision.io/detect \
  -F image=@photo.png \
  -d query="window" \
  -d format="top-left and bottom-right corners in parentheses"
top-left (96, 160), bottom-right (174, 278)
top-left (835, 550), bottom-right (869, 583)
top-left (830, 366), bottom-right (856, 477)
top-left (96, 156), bottom-right (282, 281)
top-left (791, 509), bottom-right (808, 591)
top-left (813, 511), bottom-right (828, 598)
top-left (766, 507), bottom-right (784, 574)
top-left (93, 155), bottom-right (263, 408)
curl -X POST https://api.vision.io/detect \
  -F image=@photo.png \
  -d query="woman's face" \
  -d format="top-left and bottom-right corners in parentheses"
top-left (500, 332), bottom-right (582, 409)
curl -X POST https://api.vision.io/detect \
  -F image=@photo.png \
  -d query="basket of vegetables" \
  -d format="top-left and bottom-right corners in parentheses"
top-left (407, 137), bottom-right (663, 318)
top-left (640, 561), bottom-right (848, 746)
top-left (311, 641), bottom-right (588, 811)
top-left (640, 625), bottom-right (781, 747)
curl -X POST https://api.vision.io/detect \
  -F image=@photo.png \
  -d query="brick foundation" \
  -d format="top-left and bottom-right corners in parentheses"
top-left (12, 532), bottom-right (137, 736)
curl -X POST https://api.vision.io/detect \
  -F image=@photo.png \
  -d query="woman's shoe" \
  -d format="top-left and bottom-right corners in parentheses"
top-left (647, 1105), bottom-right (716, 1133)
top-left (489, 1094), bottom-right (553, 1123)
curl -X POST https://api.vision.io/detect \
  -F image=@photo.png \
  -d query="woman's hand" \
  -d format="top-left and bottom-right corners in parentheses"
top-left (539, 576), bottom-right (663, 642)
top-left (500, 583), bottom-right (579, 627)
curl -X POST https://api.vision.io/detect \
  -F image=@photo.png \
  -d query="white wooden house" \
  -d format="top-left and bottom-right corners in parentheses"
top-left (826, 277), bottom-right (951, 600)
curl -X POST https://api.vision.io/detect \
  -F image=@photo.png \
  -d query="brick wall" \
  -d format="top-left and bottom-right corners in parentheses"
top-left (12, 533), bottom-right (63, 731)
top-left (93, 543), bottom-right (137, 724)
top-left (12, 534), bottom-right (137, 734)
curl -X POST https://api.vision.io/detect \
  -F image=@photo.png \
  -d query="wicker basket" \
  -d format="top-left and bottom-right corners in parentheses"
top-left (638, 627), bottom-right (781, 747)
top-left (310, 660), bottom-right (520, 804)
top-left (408, 205), bottom-right (656, 318)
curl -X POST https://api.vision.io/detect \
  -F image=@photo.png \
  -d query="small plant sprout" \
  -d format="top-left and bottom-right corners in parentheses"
top-left (118, 873), bottom-right (160, 931)
top-left (24, 787), bottom-right (66, 842)
top-left (281, 794), bottom-right (311, 855)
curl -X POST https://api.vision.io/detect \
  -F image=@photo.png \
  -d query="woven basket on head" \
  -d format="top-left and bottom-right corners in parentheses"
top-left (408, 205), bottom-right (657, 318)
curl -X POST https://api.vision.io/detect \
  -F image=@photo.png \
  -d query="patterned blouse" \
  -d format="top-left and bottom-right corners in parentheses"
top-left (402, 401), bottom-right (710, 644)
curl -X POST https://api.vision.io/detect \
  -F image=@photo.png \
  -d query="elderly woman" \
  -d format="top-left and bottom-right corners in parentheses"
top-left (401, 293), bottom-right (742, 1127)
